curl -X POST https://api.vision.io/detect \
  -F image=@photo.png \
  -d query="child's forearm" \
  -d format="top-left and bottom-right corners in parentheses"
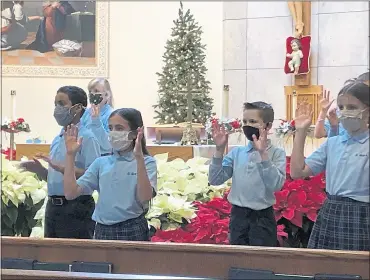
top-left (136, 156), bottom-right (153, 203)
top-left (208, 158), bottom-right (233, 186)
top-left (63, 154), bottom-right (81, 200)
top-left (314, 110), bottom-right (327, 138)
top-left (291, 129), bottom-right (308, 179)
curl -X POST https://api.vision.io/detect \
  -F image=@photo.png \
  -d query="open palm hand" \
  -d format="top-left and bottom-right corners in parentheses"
top-left (319, 89), bottom-right (334, 113)
top-left (294, 102), bottom-right (313, 130)
top-left (212, 122), bottom-right (228, 148)
top-left (64, 125), bottom-right (82, 155)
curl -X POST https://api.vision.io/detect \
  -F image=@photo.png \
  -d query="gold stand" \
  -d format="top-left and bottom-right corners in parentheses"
top-left (180, 77), bottom-right (199, 145)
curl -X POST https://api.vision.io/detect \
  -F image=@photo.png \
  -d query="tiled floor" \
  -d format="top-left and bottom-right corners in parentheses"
top-left (1, 32), bottom-right (96, 66)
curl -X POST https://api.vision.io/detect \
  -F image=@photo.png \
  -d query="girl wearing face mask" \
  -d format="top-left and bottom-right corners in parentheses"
top-left (80, 78), bottom-right (114, 155)
top-left (63, 108), bottom-right (157, 241)
top-left (290, 81), bottom-right (369, 251)
top-left (20, 86), bottom-right (100, 239)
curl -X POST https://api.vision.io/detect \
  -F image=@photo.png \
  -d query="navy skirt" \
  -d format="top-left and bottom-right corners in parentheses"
top-left (94, 214), bottom-right (149, 241)
top-left (308, 195), bottom-right (370, 251)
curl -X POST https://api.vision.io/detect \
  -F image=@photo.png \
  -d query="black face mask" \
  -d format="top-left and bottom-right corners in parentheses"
top-left (243, 125), bottom-right (260, 141)
top-left (89, 93), bottom-right (103, 105)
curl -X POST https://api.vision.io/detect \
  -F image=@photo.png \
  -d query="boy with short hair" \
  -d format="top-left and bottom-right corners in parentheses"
top-left (209, 101), bottom-right (286, 246)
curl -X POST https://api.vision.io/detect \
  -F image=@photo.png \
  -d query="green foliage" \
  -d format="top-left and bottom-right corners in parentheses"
top-left (1, 194), bottom-right (45, 236)
top-left (153, 1), bottom-right (214, 125)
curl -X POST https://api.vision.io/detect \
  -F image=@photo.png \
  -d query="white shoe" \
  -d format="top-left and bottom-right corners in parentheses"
top-left (1, 46), bottom-right (12, 51)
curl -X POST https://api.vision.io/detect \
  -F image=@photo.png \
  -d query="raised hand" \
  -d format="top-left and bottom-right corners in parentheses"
top-left (19, 158), bottom-right (43, 174)
top-left (211, 122), bottom-right (228, 148)
top-left (35, 153), bottom-right (63, 173)
top-left (64, 125), bottom-right (82, 155)
top-left (134, 127), bottom-right (144, 158)
top-left (252, 128), bottom-right (268, 154)
top-left (319, 89), bottom-right (334, 113)
top-left (294, 102), bottom-right (313, 130)
top-left (90, 104), bottom-right (100, 119)
top-left (327, 107), bottom-right (339, 127)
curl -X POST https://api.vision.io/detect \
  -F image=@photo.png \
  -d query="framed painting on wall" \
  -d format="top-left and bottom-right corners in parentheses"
top-left (1, 0), bottom-right (108, 77)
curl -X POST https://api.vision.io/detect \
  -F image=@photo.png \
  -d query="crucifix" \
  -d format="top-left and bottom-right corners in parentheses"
top-left (285, 1), bottom-right (323, 124)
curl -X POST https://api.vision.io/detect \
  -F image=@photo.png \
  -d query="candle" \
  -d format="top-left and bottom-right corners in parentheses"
top-left (222, 85), bottom-right (229, 118)
top-left (292, 90), bottom-right (297, 119)
top-left (10, 90), bottom-right (16, 120)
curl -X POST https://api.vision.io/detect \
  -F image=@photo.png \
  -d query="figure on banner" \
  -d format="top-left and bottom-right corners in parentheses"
top-left (287, 39), bottom-right (303, 75)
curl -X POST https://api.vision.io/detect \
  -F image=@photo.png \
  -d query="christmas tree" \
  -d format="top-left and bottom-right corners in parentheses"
top-left (153, 2), bottom-right (214, 125)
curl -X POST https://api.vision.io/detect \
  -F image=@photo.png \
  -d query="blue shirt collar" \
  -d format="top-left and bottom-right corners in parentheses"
top-left (113, 150), bottom-right (135, 161)
top-left (245, 139), bottom-right (272, 152)
top-left (340, 130), bottom-right (369, 144)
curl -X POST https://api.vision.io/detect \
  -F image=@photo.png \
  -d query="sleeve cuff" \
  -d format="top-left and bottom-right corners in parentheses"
top-left (259, 160), bottom-right (272, 169)
top-left (212, 157), bottom-right (223, 165)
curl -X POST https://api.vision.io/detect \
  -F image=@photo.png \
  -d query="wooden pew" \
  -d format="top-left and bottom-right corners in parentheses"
top-left (1, 269), bottom-right (207, 280)
top-left (2, 237), bottom-right (369, 279)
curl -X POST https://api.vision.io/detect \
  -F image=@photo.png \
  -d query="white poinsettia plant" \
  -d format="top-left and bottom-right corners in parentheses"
top-left (146, 153), bottom-right (229, 231)
top-left (1, 155), bottom-right (47, 236)
top-left (27, 153), bottom-right (229, 237)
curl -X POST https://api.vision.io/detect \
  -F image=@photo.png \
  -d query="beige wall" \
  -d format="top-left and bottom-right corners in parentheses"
top-left (1, 1), bottom-right (223, 146)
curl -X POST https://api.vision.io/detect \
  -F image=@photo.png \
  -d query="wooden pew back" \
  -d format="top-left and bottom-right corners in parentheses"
top-left (1, 269), bottom-right (207, 280)
top-left (2, 237), bottom-right (369, 279)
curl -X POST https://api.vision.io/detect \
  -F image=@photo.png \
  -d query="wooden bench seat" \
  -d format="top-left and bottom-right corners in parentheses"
top-left (2, 237), bottom-right (369, 279)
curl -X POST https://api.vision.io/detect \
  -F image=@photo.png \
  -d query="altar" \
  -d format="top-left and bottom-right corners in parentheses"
top-left (15, 143), bottom-right (243, 161)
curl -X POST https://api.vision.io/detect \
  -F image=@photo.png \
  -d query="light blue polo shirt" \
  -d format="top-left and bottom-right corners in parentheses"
top-left (209, 141), bottom-right (286, 210)
top-left (76, 152), bottom-right (157, 225)
top-left (324, 119), bottom-right (346, 138)
top-left (80, 104), bottom-right (113, 154)
top-left (47, 124), bottom-right (101, 196)
top-left (305, 131), bottom-right (369, 202)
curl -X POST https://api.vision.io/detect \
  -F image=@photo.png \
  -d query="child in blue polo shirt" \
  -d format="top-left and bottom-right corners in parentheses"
top-left (63, 108), bottom-right (157, 241)
top-left (209, 102), bottom-right (286, 247)
top-left (291, 81), bottom-right (369, 251)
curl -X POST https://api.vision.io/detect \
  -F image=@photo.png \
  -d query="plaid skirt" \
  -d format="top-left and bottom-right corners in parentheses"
top-left (308, 195), bottom-right (370, 251)
top-left (94, 214), bottom-right (149, 241)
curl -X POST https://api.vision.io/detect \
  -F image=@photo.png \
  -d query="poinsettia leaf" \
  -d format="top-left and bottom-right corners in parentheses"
top-left (290, 211), bottom-right (303, 228)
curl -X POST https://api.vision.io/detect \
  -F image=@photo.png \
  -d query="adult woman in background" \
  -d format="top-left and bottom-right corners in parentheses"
top-left (81, 78), bottom-right (114, 155)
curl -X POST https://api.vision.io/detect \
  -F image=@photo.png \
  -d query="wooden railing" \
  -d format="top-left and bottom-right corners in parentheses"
top-left (2, 237), bottom-right (369, 279)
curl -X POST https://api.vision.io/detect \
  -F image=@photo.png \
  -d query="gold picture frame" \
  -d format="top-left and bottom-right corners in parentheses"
top-left (1, 1), bottom-right (109, 77)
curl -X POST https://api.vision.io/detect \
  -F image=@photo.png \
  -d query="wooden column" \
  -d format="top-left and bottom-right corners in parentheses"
top-left (295, 1), bottom-right (311, 87)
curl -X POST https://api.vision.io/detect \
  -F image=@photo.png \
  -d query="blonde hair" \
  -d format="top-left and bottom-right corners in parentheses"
top-left (87, 78), bottom-right (114, 107)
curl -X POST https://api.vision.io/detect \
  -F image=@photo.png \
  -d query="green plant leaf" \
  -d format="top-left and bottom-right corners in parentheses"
top-left (2, 213), bottom-right (14, 229)
top-left (6, 205), bottom-right (18, 223)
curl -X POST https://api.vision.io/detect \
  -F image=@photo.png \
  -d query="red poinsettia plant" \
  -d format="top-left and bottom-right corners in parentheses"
top-left (1, 117), bottom-right (30, 133)
top-left (1, 148), bottom-right (16, 160)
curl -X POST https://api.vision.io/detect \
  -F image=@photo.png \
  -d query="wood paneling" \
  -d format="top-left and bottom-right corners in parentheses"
top-left (15, 144), bottom-right (193, 161)
top-left (2, 237), bottom-right (369, 279)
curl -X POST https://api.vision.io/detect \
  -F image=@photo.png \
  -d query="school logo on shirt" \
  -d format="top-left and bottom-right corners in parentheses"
top-left (127, 172), bottom-right (137, 176)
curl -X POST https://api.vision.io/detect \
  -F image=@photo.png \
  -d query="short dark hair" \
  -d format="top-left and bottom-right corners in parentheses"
top-left (344, 72), bottom-right (369, 86)
top-left (57, 86), bottom-right (87, 115)
top-left (338, 82), bottom-right (369, 107)
top-left (243, 101), bottom-right (274, 123)
top-left (109, 108), bottom-right (149, 155)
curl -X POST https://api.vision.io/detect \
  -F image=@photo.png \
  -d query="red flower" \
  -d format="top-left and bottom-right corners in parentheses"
top-left (277, 224), bottom-right (288, 246)
top-left (9, 121), bottom-right (16, 128)
top-left (17, 118), bottom-right (25, 123)
top-left (290, 120), bottom-right (295, 127)
top-left (1, 148), bottom-right (16, 160)
top-left (230, 120), bottom-right (241, 129)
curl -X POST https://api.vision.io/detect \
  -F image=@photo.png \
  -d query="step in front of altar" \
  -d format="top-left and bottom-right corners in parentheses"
top-left (2, 237), bottom-right (369, 279)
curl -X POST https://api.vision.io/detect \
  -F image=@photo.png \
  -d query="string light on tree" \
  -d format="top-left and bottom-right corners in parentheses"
top-left (153, 1), bottom-right (213, 125)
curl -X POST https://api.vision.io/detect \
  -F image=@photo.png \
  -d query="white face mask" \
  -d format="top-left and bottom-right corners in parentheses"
top-left (108, 131), bottom-right (132, 151)
top-left (338, 109), bottom-right (366, 134)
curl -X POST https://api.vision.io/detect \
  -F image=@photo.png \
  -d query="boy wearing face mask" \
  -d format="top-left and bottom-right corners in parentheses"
top-left (21, 86), bottom-right (100, 239)
top-left (291, 81), bottom-right (369, 251)
top-left (209, 102), bottom-right (286, 246)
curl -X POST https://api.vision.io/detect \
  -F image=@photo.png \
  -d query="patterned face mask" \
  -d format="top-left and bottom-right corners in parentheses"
top-left (54, 104), bottom-right (78, 127)
top-left (338, 109), bottom-right (366, 134)
top-left (108, 131), bottom-right (133, 151)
